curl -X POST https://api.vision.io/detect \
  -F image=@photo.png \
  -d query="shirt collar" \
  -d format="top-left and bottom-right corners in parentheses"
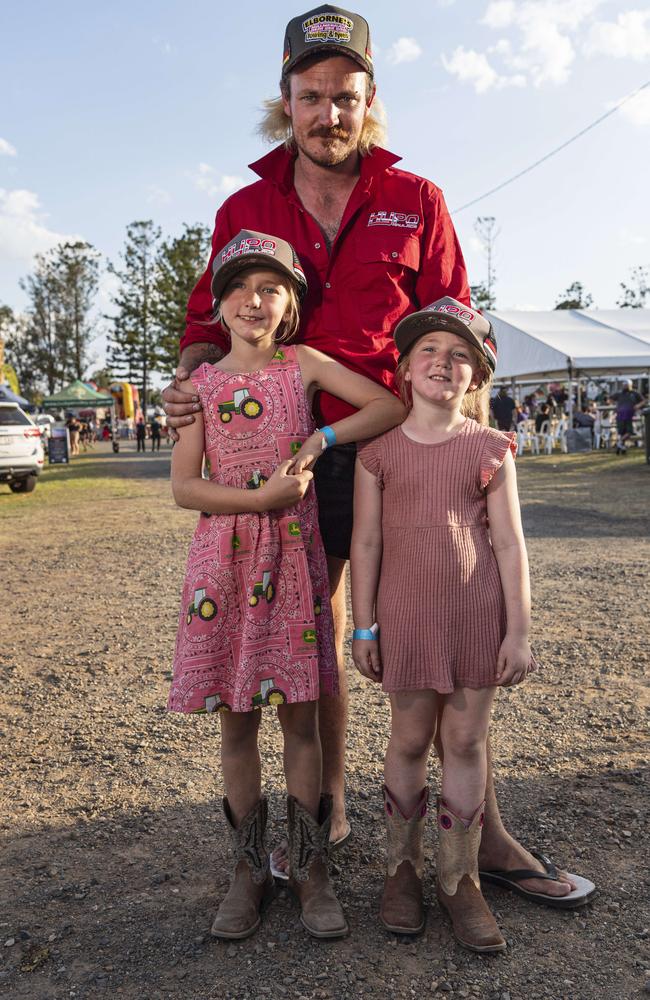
top-left (248, 145), bottom-right (403, 194)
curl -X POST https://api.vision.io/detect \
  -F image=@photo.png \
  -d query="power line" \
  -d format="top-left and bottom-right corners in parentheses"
top-left (452, 79), bottom-right (650, 214)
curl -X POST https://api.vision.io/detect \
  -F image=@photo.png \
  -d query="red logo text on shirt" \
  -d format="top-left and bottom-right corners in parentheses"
top-left (368, 211), bottom-right (420, 229)
top-left (222, 238), bottom-right (277, 263)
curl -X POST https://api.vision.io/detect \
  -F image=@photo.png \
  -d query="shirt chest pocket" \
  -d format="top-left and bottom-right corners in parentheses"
top-left (356, 230), bottom-right (421, 273)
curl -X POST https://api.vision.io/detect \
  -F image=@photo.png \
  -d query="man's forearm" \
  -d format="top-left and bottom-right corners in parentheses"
top-left (179, 342), bottom-right (225, 374)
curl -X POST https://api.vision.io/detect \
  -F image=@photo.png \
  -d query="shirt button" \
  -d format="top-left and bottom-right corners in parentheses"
top-left (325, 281), bottom-right (331, 289)
top-left (314, 242), bottom-right (321, 249)
top-left (391, 251), bottom-right (398, 259)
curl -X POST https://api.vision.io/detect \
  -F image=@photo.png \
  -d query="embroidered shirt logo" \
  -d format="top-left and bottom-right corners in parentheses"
top-left (368, 211), bottom-right (420, 229)
top-left (302, 13), bottom-right (353, 43)
top-left (222, 238), bottom-right (277, 264)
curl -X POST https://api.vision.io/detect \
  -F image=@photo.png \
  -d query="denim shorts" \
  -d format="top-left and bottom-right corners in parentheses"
top-left (313, 442), bottom-right (357, 561)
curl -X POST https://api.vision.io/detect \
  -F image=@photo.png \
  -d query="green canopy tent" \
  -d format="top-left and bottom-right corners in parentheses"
top-left (42, 380), bottom-right (114, 409)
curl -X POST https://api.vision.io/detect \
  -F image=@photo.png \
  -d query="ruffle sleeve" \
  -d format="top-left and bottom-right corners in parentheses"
top-left (357, 436), bottom-right (385, 489)
top-left (480, 429), bottom-right (517, 489)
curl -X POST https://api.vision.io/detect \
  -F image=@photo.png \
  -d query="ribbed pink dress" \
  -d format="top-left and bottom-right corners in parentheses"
top-left (357, 420), bottom-right (518, 694)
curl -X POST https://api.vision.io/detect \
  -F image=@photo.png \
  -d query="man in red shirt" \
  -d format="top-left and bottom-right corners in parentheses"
top-left (164, 4), bottom-right (594, 917)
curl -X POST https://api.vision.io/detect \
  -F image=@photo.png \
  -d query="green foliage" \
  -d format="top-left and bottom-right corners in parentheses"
top-left (470, 282), bottom-right (495, 311)
top-left (153, 223), bottom-right (211, 374)
top-left (107, 221), bottom-right (162, 411)
top-left (555, 281), bottom-right (593, 310)
top-left (14, 242), bottom-right (100, 394)
top-left (617, 265), bottom-right (649, 309)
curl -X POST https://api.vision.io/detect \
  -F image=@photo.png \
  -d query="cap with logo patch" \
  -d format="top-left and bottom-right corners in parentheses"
top-left (211, 230), bottom-right (308, 305)
top-left (393, 296), bottom-right (498, 373)
top-left (282, 5), bottom-right (373, 77)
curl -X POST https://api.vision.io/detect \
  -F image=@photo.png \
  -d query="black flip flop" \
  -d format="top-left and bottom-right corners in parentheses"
top-left (479, 849), bottom-right (597, 909)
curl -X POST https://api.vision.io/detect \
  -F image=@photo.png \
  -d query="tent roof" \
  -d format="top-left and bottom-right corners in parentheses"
top-left (42, 379), bottom-right (114, 409)
top-left (486, 309), bottom-right (650, 380)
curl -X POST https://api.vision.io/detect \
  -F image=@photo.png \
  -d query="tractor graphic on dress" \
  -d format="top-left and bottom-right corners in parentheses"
top-left (203, 693), bottom-right (231, 713)
top-left (218, 388), bottom-right (263, 423)
top-left (186, 587), bottom-right (217, 625)
top-left (248, 571), bottom-right (275, 607)
top-left (252, 678), bottom-right (286, 708)
top-left (246, 470), bottom-right (268, 490)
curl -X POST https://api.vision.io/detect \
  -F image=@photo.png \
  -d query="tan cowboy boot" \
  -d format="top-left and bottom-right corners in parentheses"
top-left (436, 797), bottom-right (506, 953)
top-left (380, 785), bottom-right (428, 935)
top-left (210, 797), bottom-right (274, 940)
top-left (287, 794), bottom-right (348, 939)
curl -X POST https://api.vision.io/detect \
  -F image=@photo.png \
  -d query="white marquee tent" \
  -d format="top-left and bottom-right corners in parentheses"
top-left (486, 309), bottom-right (650, 381)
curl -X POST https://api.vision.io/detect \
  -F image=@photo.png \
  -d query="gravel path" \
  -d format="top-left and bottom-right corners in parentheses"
top-left (1, 443), bottom-right (649, 1000)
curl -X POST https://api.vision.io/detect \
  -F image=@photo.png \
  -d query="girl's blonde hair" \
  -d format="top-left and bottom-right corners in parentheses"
top-left (257, 74), bottom-right (388, 156)
top-left (216, 273), bottom-right (302, 344)
top-left (395, 339), bottom-right (493, 426)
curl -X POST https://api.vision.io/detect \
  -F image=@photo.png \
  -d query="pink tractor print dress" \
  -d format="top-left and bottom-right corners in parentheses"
top-left (167, 345), bottom-right (337, 715)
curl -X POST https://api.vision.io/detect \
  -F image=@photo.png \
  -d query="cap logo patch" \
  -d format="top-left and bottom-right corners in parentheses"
top-left (427, 303), bottom-right (475, 327)
top-left (368, 211), bottom-right (420, 229)
top-left (302, 13), bottom-right (353, 43)
top-left (222, 237), bottom-right (277, 263)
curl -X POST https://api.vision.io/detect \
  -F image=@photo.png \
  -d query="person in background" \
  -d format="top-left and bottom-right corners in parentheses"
top-left (136, 417), bottom-right (147, 453)
top-left (490, 387), bottom-right (516, 431)
top-left (150, 416), bottom-right (162, 453)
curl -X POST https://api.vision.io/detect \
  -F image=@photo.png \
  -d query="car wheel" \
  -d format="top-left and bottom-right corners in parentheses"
top-left (10, 475), bottom-right (37, 493)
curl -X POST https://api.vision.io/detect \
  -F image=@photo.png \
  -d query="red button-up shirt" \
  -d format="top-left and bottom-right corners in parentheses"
top-left (183, 145), bottom-right (470, 424)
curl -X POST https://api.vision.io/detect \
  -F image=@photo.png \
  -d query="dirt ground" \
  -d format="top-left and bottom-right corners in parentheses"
top-left (1, 441), bottom-right (649, 1000)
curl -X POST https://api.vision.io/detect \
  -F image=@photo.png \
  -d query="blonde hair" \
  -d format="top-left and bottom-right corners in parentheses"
top-left (257, 72), bottom-right (388, 156)
top-left (216, 273), bottom-right (302, 344)
top-left (395, 340), bottom-right (493, 426)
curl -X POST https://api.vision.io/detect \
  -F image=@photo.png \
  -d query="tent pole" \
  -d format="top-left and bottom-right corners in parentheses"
top-left (567, 358), bottom-right (574, 428)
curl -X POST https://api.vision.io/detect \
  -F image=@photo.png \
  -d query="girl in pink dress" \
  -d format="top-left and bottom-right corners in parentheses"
top-left (169, 230), bottom-right (404, 942)
top-left (351, 297), bottom-right (534, 952)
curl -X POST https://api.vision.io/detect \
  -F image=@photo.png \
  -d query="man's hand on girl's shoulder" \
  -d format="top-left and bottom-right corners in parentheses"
top-left (162, 366), bottom-right (202, 440)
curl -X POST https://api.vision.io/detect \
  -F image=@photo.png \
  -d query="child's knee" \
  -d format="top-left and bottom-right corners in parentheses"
top-left (390, 726), bottom-right (435, 761)
top-left (277, 701), bottom-right (319, 742)
top-left (442, 724), bottom-right (486, 761)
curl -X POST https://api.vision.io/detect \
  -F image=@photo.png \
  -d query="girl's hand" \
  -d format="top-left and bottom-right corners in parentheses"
top-left (261, 460), bottom-right (313, 510)
top-left (352, 639), bottom-right (383, 682)
top-left (289, 432), bottom-right (324, 474)
top-left (495, 635), bottom-right (531, 687)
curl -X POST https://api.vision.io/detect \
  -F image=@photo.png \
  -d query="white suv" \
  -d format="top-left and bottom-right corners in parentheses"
top-left (0, 402), bottom-right (45, 493)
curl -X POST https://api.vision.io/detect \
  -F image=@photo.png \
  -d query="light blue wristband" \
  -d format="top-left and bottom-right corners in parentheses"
top-left (319, 425), bottom-right (337, 449)
top-left (352, 623), bottom-right (379, 640)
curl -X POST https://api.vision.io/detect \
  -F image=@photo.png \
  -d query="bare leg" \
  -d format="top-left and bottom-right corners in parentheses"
top-left (318, 554), bottom-right (349, 843)
top-left (438, 687), bottom-right (495, 817)
top-left (277, 700), bottom-right (322, 818)
top-left (384, 690), bottom-right (437, 812)
top-left (219, 709), bottom-right (262, 825)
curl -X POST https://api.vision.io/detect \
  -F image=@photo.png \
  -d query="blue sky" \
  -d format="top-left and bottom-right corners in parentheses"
top-left (2, 1), bottom-right (649, 372)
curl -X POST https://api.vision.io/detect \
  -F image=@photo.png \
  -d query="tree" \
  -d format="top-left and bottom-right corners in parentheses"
top-left (52, 242), bottom-right (100, 380)
top-left (108, 220), bottom-right (162, 413)
top-left (470, 282), bottom-right (495, 311)
top-left (555, 281), bottom-right (593, 310)
top-left (19, 251), bottom-right (62, 394)
top-left (474, 216), bottom-right (499, 308)
top-left (617, 265), bottom-right (649, 309)
top-left (89, 367), bottom-right (114, 389)
top-left (153, 223), bottom-right (211, 373)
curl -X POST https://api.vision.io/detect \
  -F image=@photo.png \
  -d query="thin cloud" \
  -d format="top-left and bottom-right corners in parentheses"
top-left (585, 9), bottom-right (650, 60)
top-left (442, 46), bottom-right (525, 93)
top-left (192, 164), bottom-right (245, 199)
top-left (611, 87), bottom-right (650, 127)
top-left (145, 184), bottom-right (172, 205)
top-left (0, 138), bottom-right (17, 157)
top-left (386, 37), bottom-right (423, 66)
top-left (0, 188), bottom-right (81, 265)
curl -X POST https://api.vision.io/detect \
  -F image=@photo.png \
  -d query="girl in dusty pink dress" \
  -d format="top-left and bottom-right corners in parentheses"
top-left (168, 230), bottom-right (403, 942)
top-left (351, 297), bottom-right (534, 953)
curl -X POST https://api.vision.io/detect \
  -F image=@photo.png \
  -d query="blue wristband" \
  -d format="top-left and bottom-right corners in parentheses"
top-left (352, 624), bottom-right (379, 640)
top-left (319, 425), bottom-right (337, 449)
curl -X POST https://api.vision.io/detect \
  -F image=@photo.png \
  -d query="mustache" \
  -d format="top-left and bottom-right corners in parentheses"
top-left (308, 127), bottom-right (351, 141)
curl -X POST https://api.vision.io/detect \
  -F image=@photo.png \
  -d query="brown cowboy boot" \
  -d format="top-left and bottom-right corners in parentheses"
top-left (380, 785), bottom-right (428, 935)
top-left (287, 794), bottom-right (348, 939)
top-left (210, 797), bottom-right (274, 940)
top-left (436, 798), bottom-right (506, 953)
